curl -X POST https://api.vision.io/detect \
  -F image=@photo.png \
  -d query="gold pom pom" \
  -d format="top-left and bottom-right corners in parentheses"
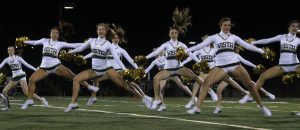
top-left (282, 74), bottom-right (293, 85)
top-left (244, 38), bottom-right (256, 43)
top-left (121, 69), bottom-right (135, 82)
top-left (132, 68), bottom-right (146, 83)
top-left (192, 62), bottom-right (201, 75)
top-left (175, 48), bottom-right (188, 61)
top-left (192, 61), bottom-right (210, 75)
top-left (282, 72), bottom-right (300, 85)
top-left (15, 36), bottom-right (30, 49)
top-left (73, 55), bottom-right (87, 66)
top-left (59, 49), bottom-right (75, 62)
top-left (0, 73), bottom-right (7, 85)
top-left (262, 47), bottom-right (276, 61)
top-left (134, 55), bottom-right (148, 68)
top-left (253, 64), bottom-right (265, 74)
top-left (180, 76), bottom-right (192, 86)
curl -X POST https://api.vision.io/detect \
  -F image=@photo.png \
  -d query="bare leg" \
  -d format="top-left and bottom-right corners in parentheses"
top-left (216, 81), bottom-right (228, 108)
top-left (19, 80), bottom-right (43, 102)
top-left (170, 76), bottom-right (192, 96)
top-left (27, 69), bottom-right (48, 99)
top-left (254, 66), bottom-right (284, 90)
top-left (55, 65), bottom-right (91, 88)
top-left (153, 70), bottom-right (171, 100)
top-left (2, 81), bottom-right (17, 97)
top-left (71, 69), bottom-right (98, 103)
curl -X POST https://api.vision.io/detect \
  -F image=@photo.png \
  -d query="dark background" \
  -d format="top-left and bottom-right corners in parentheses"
top-left (0, 0), bottom-right (299, 97)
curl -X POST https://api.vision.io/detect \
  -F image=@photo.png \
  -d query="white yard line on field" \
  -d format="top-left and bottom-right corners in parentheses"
top-left (11, 102), bottom-right (270, 130)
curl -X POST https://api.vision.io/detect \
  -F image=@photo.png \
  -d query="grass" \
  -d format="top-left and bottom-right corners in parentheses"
top-left (1, 96), bottom-right (300, 130)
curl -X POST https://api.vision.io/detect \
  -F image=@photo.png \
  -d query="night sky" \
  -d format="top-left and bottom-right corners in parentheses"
top-left (0, 0), bottom-right (299, 96)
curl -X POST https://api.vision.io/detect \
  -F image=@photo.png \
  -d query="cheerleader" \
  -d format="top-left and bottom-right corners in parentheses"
top-left (65, 23), bottom-right (152, 112)
top-left (145, 49), bottom-right (192, 111)
top-left (21, 27), bottom-right (99, 109)
top-left (182, 44), bottom-right (218, 109)
top-left (252, 20), bottom-right (300, 94)
top-left (145, 8), bottom-right (203, 110)
top-left (84, 24), bottom-right (152, 107)
top-left (0, 46), bottom-right (48, 110)
top-left (186, 17), bottom-right (271, 116)
top-left (214, 53), bottom-right (275, 114)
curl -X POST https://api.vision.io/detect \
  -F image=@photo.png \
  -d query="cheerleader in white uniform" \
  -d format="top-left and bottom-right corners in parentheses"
top-left (21, 27), bottom-right (98, 109)
top-left (0, 46), bottom-right (48, 110)
top-left (182, 44), bottom-right (218, 109)
top-left (252, 20), bottom-right (300, 94)
top-left (84, 25), bottom-right (152, 107)
top-left (65, 23), bottom-right (151, 112)
top-left (146, 26), bottom-right (203, 110)
top-left (145, 49), bottom-right (192, 111)
top-left (186, 17), bottom-right (271, 116)
top-left (214, 51), bottom-right (275, 114)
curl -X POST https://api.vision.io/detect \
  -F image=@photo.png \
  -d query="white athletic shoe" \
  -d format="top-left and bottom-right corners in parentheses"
top-left (213, 106), bottom-right (222, 114)
top-left (86, 97), bottom-right (97, 106)
top-left (296, 112), bottom-right (300, 116)
top-left (238, 95), bottom-right (250, 104)
top-left (21, 99), bottom-right (34, 110)
top-left (1, 107), bottom-right (9, 111)
top-left (0, 94), bottom-right (9, 109)
top-left (64, 103), bottom-right (79, 112)
top-left (208, 90), bottom-right (218, 101)
top-left (185, 100), bottom-right (195, 109)
top-left (88, 85), bottom-right (99, 93)
top-left (142, 96), bottom-right (153, 109)
top-left (266, 93), bottom-right (276, 100)
top-left (257, 105), bottom-right (272, 117)
top-left (41, 97), bottom-right (49, 107)
top-left (186, 106), bottom-right (201, 114)
top-left (157, 105), bottom-right (166, 112)
top-left (150, 99), bottom-right (161, 110)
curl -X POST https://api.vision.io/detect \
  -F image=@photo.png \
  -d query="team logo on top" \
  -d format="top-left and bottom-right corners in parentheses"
top-left (43, 47), bottom-right (58, 56)
top-left (217, 42), bottom-right (234, 49)
top-left (92, 49), bottom-right (107, 56)
top-left (10, 64), bottom-right (20, 69)
top-left (281, 43), bottom-right (296, 51)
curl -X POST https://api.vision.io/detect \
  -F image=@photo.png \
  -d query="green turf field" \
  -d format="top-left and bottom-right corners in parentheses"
top-left (1, 97), bottom-right (300, 130)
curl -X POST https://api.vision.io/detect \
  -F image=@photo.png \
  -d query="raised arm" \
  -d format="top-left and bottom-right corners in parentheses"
top-left (235, 36), bottom-right (264, 54)
top-left (120, 49), bottom-right (138, 69)
top-left (186, 36), bottom-right (213, 53)
top-left (252, 35), bottom-right (282, 45)
top-left (237, 55), bottom-right (256, 68)
top-left (69, 42), bottom-right (90, 54)
top-left (18, 56), bottom-right (37, 71)
top-left (146, 44), bottom-right (165, 59)
top-left (24, 38), bottom-right (45, 46)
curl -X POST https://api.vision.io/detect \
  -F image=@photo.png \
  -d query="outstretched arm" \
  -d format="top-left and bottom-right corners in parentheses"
top-left (237, 55), bottom-right (256, 68)
top-left (146, 44), bottom-right (165, 59)
top-left (24, 38), bottom-right (45, 46)
top-left (235, 36), bottom-right (264, 54)
top-left (0, 59), bottom-right (7, 69)
top-left (145, 60), bottom-right (156, 73)
top-left (18, 57), bottom-right (37, 71)
top-left (186, 36), bottom-right (213, 53)
top-left (83, 52), bottom-right (93, 60)
top-left (252, 35), bottom-right (282, 45)
top-left (120, 49), bottom-right (138, 69)
top-left (69, 42), bottom-right (90, 54)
